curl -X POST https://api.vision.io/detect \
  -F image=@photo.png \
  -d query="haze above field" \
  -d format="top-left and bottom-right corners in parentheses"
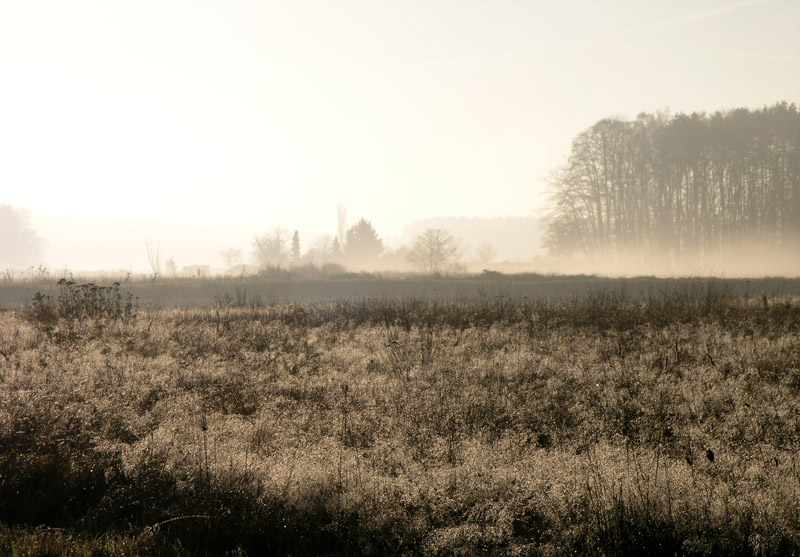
top-left (1, 0), bottom-right (798, 272)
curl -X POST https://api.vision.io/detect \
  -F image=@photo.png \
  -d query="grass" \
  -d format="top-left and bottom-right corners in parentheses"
top-left (1, 284), bottom-right (800, 555)
top-left (2, 272), bottom-right (800, 309)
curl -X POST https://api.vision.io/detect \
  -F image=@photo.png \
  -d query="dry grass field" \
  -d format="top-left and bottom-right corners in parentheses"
top-left (2, 280), bottom-right (800, 555)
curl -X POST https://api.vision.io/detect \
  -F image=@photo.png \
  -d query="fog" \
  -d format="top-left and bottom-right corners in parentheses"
top-left (1, 1), bottom-right (799, 278)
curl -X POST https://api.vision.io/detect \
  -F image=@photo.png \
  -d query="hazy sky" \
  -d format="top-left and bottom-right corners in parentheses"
top-left (1, 0), bottom-right (798, 270)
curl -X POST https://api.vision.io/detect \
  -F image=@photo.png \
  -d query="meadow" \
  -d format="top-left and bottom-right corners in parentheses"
top-left (1, 275), bottom-right (800, 555)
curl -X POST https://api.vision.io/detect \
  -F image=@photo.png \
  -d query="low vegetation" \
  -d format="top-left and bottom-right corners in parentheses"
top-left (1, 282), bottom-right (800, 554)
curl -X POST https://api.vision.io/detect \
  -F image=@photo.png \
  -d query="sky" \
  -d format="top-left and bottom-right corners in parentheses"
top-left (1, 0), bottom-right (798, 271)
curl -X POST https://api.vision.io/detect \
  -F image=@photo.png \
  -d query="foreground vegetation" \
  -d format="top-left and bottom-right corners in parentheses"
top-left (2, 286), bottom-right (800, 555)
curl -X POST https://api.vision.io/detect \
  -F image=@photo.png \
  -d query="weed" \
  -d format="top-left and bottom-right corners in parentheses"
top-left (26, 279), bottom-right (137, 326)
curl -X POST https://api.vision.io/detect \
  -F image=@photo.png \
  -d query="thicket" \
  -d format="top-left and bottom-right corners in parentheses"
top-left (1, 292), bottom-right (800, 554)
top-left (546, 102), bottom-right (800, 261)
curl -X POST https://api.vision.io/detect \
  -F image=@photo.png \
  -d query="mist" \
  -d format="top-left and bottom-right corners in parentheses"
top-left (1, 1), bottom-right (799, 279)
top-left (5, 4), bottom-right (800, 554)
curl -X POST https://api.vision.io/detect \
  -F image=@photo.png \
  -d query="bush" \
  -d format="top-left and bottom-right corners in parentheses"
top-left (26, 279), bottom-right (137, 325)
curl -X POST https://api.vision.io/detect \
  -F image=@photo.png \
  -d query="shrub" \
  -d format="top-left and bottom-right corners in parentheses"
top-left (26, 279), bottom-right (137, 325)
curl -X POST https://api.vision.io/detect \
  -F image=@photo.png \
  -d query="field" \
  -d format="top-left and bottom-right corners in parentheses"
top-left (2, 276), bottom-right (800, 555)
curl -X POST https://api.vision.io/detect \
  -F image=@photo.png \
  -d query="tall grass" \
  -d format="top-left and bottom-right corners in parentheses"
top-left (1, 290), bottom-right (800, 554)
top-left (3, 272), bottom-right (800, 309)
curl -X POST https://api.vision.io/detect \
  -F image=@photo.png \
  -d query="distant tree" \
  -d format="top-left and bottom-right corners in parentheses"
top-left (380, 246), bottom-right (415, 272)
top-left (331, 236), bottom-right (343, 262)
top-left (144, 236), bottom-right (162, 278)
top-left (290, 230), bottom-right (301, 265)
top-left (476, 243), bottom-right (497, 267)
top-left (545, 103), bottom-right (800, 261)
top-left (345, 219), bottom-right (383, 267)
top-left (307, 234), bottom-right (336, 265)
top-left (252, 226), bottom-right (289, 268)
top-left (408, 228), bottom-right (459, 274)
top-left (0, 204), bottom-right (43, 269)
top-left (220, 248), bottom-right (243, 269)
top-left (164, 257), bottom-right (177, 276)
top-left (337, 204), bottom-right (347, 245)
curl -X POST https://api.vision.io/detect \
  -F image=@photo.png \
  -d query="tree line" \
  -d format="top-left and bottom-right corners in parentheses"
top-left (545, 102), bottom-right (800, 262)
top-left (249, 218), bottom-right (465, 275)
top-left (0, 203), bottom-right (474, 277)
top-left (251, 218), bottom-right (385, 271)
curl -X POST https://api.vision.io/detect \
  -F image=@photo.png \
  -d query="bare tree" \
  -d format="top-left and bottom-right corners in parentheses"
top-left (408, 228), bottom-right (459, 274)
top-left (145, 236), bottom-right (162, 278)
top-left (252, 226), bottom-right (289, 268)
top-left (476, 243), bottom-right (497, 267)
top-left (307, 234), bottom-right (336, 265)
top-left (220, 248), bottom-right (243, 269)
top-left (544, 103), bottom-right (800, 262)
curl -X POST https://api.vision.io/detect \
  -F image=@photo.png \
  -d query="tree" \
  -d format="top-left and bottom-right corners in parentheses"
top-left (164, 257), bottom-right (177, 276)
top-left (344, 219), bottom-right (383, 267)
top-left (306, 234), bottom-right (336, 265)
top-left (144, 236), bottom-right (162, 278)
top-left (331, 236), bottom-right (343, 262)
top-left (544, 103), bottom-right (800, 263)
top-left (337, 204), bottom-right (347, 245)
top-left (476, 243), bottom-right (497, 267)
top-left (220, 248), bottom-right (243, 269)
top-left (290, 230), bottom-right (301, 265)
top-left (252, 226), bottom-right (289, 268)
top-left (408, 228), bottom-right (459, 274)
top-left (0, 204), bottom-right (43, 270)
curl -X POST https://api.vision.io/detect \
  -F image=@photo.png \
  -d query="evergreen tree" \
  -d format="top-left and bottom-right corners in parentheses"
top-left (291, 230), bottom-right (301, 264)
top-left (344, 219), bottom-right (383, 267)
top-left (331, 237), bottom-right (343, 261)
